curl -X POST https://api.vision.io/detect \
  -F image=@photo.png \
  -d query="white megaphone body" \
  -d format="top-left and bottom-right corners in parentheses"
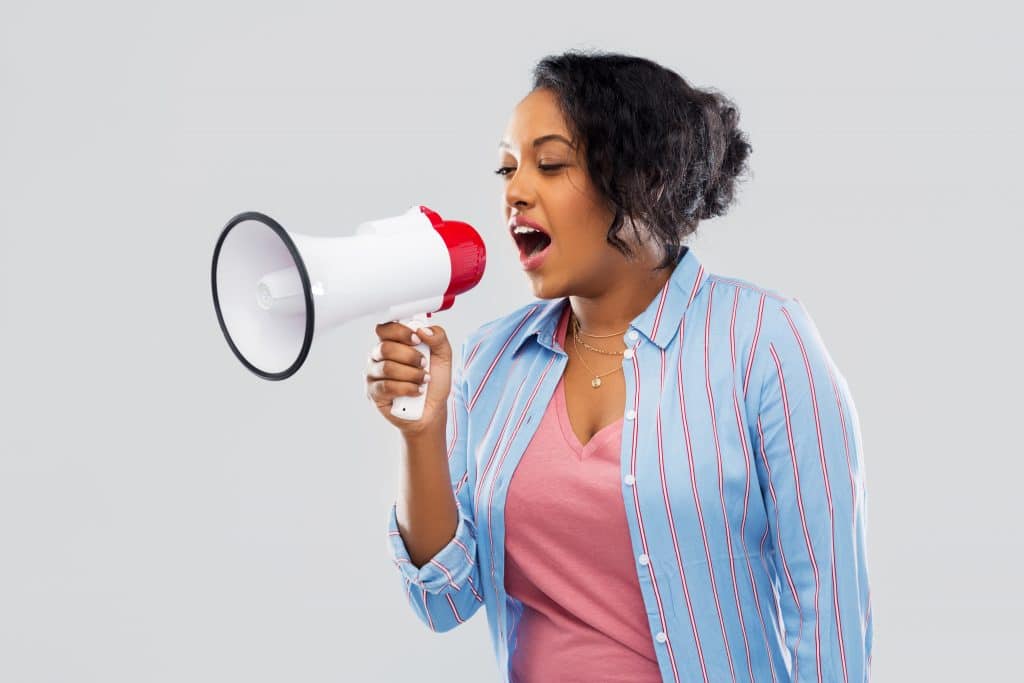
top-left (211, 204), bottom-right (486, 421)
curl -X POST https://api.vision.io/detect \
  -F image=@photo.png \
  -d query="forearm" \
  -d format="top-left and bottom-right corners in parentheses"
top-left (395, 417), bottom-right (459, 568)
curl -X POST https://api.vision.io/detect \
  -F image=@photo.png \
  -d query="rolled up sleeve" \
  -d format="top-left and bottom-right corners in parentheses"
top-left (385, 339), bottom-right (485, 633)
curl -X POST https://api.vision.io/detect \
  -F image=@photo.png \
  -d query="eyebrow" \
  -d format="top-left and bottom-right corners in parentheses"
top-left (498, 134), bottom-right (575, 151)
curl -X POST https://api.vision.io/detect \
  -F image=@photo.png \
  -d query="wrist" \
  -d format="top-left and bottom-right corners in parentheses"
top-left (400, 416), bottom-right (447, 446)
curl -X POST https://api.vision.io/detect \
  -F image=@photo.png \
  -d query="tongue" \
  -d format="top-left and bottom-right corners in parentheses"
top-left (528, 234), bottom-right (551, 256)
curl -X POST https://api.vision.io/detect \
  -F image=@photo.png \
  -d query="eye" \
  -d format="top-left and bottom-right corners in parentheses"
top-left (492, 164), bottom-right (565, 178)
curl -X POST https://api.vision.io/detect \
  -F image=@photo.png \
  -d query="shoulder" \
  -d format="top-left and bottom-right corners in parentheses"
top-left (702, 271), bottom-right (832, 398)
top-left (702, 270), bottom-right (819, 333)
top-left (704, 271), bottom-right (791, 307)
top-left (468, 299), bottom-right (538, 339)
top-left (464, 299), bottom-right (547, 348)
top-left (740, 287), bottom-right (841, 408)
top-left (459, 299), bottom-right (552, 371)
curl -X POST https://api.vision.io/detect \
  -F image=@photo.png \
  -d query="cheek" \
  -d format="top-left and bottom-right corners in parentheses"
top-left (546, 173), bottom-right (611, 248)
top-left (568, 194), bottom-right (613, 237)
top-left (550, 193), bottom-right (599, 234)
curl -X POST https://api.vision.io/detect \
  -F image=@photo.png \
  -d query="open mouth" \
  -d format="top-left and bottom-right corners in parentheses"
top-left (512, 229), bottom-right (552, 258)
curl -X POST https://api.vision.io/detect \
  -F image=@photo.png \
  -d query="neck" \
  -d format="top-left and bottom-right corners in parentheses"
top-left (569, 259), bottom-right (676, 341)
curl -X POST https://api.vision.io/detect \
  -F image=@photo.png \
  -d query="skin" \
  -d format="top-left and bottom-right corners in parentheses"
top-left (498, 86), bottom-right (679, 357)
top-left (367, 87), bottom-right (687, 564)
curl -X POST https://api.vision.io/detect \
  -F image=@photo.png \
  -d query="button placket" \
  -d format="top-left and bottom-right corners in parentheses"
top-left (619, 355), bottom-right (664, 653)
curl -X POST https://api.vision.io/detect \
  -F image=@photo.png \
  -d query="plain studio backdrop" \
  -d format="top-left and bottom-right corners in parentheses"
top-left (1, 1), bottom-right (1020, 681)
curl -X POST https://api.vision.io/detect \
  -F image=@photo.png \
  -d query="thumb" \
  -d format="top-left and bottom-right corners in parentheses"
top-left (413, 324), bottom-right (452, 364)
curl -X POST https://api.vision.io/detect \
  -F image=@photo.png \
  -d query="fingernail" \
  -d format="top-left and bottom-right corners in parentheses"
top-left (423, 373), bottom-right (431, 383)
top-left (419, 327), bottom-right (434, 336)
top-left (420, 356), bottom-right (427, 368)
top-left (418, 384), bottom-right (427, 394)
top-left (411, 334), bottom-right (421, 345)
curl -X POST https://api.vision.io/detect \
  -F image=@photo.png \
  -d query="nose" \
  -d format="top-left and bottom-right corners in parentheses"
top-left (503, 166), bottom-right (534, 211)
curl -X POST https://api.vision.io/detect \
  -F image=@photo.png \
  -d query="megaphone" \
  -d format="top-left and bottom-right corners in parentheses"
top-left (210, 204), bottom-right (486, 421)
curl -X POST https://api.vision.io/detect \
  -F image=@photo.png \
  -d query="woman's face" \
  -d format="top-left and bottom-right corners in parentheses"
top-left (498, 88), bottom-right (637, 299)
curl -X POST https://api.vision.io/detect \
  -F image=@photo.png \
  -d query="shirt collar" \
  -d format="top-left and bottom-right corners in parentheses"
top-left (512, 245), bottom-right (708, 357)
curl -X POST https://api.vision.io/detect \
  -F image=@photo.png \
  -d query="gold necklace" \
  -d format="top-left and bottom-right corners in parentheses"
top-left (576, 327), bottom-right (626, 355)
top-left (570, 311), bottom-right (627, 389)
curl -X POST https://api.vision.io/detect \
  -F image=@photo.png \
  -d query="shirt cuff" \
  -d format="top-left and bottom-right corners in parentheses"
top-left (386, 498), bottom-right (478, 595)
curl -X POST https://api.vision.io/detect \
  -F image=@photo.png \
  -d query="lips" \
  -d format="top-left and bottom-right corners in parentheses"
top-left (508, 215), bottom-right (548, 234)
top-left (509, 216), bottom-right (552, 258)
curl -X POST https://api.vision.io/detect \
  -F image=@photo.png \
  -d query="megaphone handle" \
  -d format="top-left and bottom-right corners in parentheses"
top-left (390, 314), bottom-right (431, 421)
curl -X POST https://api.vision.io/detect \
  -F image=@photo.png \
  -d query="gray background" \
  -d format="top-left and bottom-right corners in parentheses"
top-left (1, 1), bottom-right (1020, 680)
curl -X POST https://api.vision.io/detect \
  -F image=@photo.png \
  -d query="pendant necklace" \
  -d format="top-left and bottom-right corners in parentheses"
top-left (570, 310), bottom-right (629, 389)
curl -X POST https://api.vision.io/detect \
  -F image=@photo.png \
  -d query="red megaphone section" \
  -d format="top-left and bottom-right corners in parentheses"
top-left (418, 206), bottom-right (487, 314)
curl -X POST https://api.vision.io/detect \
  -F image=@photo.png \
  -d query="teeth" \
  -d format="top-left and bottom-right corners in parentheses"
top-left (513, 226), bottom-right (542, 235)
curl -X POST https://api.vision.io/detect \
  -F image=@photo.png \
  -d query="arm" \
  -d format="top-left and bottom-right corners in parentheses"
top-left (386, 339), bottom-right (485, 633)
top-left (752, 298), bottom-right (873, 681)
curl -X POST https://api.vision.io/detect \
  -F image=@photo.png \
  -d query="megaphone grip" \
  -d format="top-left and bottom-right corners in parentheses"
top-left (390, 315), bottom-right (431, 421)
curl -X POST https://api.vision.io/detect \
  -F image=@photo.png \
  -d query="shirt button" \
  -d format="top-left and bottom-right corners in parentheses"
top-left (625, 409), bottom-right (637, 420)
top-left (638, 553), bottom-right (650, 566)
top-left (623, 348), bottom-right (635, 360)
top-left (623, 474), bottom-right (635, 486)
top-left (655, 631), bottom-right (667, 643)
top-left (627, 330), bottom-right (639, 341)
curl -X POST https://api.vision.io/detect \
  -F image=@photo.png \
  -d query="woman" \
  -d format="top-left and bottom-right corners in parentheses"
top-left (368, 50), bottom-right (872, 683)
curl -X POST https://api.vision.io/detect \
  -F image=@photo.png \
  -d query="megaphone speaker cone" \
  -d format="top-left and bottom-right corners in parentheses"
top-left (211, 211), bottom-right (314, 381)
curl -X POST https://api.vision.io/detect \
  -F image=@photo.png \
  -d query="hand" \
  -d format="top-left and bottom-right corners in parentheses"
top-left (365, 321), bottom-right (452, 437)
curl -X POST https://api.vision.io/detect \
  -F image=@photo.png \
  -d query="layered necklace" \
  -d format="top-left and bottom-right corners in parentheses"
top-left (569, 310), bottom-right (630, 389)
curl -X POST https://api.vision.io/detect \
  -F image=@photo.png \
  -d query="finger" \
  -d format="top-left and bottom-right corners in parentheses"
top-left (373, 340), bottom-right (428, 369)
top-left (375, 321), bottom-right (426, 347)
top-left (368, 378), bottom-right (427, 402)
top-left (411, 324), bottom-right (444, 350)
top-left (365, 358), bottom-right (429, 386)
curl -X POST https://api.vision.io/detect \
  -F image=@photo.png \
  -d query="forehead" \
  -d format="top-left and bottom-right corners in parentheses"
top-left (500, 88), bottom-right (572, 153)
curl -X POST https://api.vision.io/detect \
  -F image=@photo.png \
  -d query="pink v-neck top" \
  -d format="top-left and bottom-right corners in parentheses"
top-left (503, 303), bottom-right (661, 682)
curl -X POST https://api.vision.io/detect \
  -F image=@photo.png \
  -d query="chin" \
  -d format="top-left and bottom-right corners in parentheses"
top-left (526, 275), bottom-right (566, 301)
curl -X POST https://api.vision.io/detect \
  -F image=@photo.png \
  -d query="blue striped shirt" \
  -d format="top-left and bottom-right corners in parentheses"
top-left (387, 246), bottom-right (873, 682)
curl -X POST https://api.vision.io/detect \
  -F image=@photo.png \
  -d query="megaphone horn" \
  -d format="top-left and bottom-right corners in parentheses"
top-left (211, 205), bottom-right (486, 420)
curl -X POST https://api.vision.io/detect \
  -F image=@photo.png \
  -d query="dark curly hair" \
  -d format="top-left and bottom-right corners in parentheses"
top-left (531, 49), bottom-right (753, 271)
